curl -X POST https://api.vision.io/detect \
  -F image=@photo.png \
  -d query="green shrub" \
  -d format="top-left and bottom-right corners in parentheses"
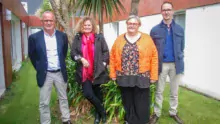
top-left (66, 51), bottom-right (91, 120)
top-left (101, 81), bottom-right (125, 123)
top-left (66, 51), bottom-right (156, 122)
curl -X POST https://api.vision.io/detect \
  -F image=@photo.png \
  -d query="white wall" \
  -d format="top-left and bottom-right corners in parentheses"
top-left (183, 3), bottom-right (220, 99)
top-left (139, 15), bottom-right (162, 34)
top-left (11, 20), bottom-right (22, 71)
top-left (0, 15), bottom-right (6, 92)
top-left (104, 23), bottom-right (118, 50)
top-left (30, 28), bottom-right (41, 35)
top-left (119, 20), bottom-right (127, 35)
top-left (23, 27), bottom-right (28, 58)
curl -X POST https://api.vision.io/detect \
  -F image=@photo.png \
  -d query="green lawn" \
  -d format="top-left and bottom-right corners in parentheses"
top-left (0, 61), bottom-right (220, 124)
top-left (0, 61), bottom-right (61, 124)
top-left (158, 85), bottom-right (220, 124)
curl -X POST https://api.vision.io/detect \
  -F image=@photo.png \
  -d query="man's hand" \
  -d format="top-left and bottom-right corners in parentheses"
top-left (81, 58), bottom-right (89, 67)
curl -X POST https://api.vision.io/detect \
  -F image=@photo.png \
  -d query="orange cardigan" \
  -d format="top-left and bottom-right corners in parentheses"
top-left (109, 32), bottom-right (158, 80)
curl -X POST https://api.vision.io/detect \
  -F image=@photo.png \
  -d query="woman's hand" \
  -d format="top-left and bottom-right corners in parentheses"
top-left (112, 78), bottom-right (116, 81)
top-left (150, 80), bottom-right (157, 83)
top-left (81, 58), bottom-right (89, 67)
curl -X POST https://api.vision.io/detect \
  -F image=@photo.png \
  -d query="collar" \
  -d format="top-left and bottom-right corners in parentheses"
top-left (44, 29), bottom-right (56, 37)
top-left (160, 19), bottom-right (175, 28)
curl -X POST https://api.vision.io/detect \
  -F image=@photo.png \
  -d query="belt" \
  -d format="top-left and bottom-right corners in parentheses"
top-left (47, 69), bottom-right (60, 73)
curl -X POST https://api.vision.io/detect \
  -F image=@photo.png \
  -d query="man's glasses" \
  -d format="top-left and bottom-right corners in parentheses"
top-left (127, 22), bottom-right (139, 26)
top-left (162, 9), bottom-right (172, 12)
top-left (42, 20), bottom-right (54, 23)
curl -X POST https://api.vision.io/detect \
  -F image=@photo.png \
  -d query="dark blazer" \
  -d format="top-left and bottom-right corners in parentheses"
top-left (71, 33), bottom-right (109, 84)
top-left (150, 20), bottom-right (185, 74)
top-left (28, 30), bottom-right (68, 87)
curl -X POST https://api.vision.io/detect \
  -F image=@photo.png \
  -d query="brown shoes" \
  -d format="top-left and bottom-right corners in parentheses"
top-left (149, 114), bottom-right (159, 124)
top-left (149, 114), bottom-right (183, 124)
top-left (170, 114), bottom-right (183, 124)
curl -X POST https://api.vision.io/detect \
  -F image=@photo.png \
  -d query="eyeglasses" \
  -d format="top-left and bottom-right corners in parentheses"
top-left (42, 20), bottom-right (54, 23)
top-left (162, 9), bottom-right (172, 12)
top-left (127, 22), bottom-right (139, 26)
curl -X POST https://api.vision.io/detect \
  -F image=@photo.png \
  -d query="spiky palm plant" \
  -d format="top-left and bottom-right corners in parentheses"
top-left (101, 81), bottom-right (125, 123)
top-left (75, 0), bottom-right (126, 33)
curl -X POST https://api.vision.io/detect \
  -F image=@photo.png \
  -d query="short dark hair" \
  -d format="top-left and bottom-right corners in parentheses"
top-left (161, 1), bottom-right (174, 10)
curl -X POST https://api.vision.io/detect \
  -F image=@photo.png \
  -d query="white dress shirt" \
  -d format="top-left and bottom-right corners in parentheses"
top-left (44, 30), bottom-right (60, 71)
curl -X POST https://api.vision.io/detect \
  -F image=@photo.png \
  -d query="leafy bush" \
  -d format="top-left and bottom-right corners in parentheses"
top-left (101, 81), bottom-right (125, 123)
top-left (66, 51), bottom-right (156, 122)
top-left (66, 51), bottom-right (91, 120)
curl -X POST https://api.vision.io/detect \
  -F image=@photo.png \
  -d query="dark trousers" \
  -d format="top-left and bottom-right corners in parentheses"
top-left (120, 86), bottom-right (150, 124)
top-left (82, 80), bottom-right (105, 115)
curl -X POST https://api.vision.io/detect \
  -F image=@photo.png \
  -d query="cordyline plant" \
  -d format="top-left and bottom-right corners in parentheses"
top-left (75, 0), bottom-right (126, 33)
top-left (65, 51), bottom-right (92, 120)
top-left (66, 50), bottom-right (156, 122)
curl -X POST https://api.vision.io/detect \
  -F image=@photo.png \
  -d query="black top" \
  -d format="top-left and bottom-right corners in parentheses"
top-left (71, 33), bottom-right (110, 84)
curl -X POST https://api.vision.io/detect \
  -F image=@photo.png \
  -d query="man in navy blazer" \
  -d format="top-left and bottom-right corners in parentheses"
top-left (150, 1), bottom-right (184, 124)
top-left (28, 11), bottom-right (71, 124)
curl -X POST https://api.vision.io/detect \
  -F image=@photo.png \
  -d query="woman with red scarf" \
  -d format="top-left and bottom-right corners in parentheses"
top-left (71, 17), bottom-right (109, 124)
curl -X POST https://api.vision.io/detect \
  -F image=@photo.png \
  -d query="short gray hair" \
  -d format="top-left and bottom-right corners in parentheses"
top-left (41, 11), bottom-right (55, 20)
top-left (126, 15), bottom-right (141, 26)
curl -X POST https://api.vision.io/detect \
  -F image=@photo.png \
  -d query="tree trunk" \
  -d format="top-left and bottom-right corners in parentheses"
top-left (50, 0), bottom-right (74, 48)
top-left (130, 0), bottom-right (140, 16)
top-left (99, 0), bottom-right (104, 34)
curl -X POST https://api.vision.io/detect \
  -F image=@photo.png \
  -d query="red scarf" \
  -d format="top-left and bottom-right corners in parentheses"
top-left (81, 33), bottom-right (95, 82)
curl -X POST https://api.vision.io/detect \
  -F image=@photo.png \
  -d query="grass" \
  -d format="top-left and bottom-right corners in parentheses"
top-left (158, 84), bottom-right (220, 124)
top-left (0, 61), bottom-right (61, 124)
top-left (0, 61), bottom-right (220, 124)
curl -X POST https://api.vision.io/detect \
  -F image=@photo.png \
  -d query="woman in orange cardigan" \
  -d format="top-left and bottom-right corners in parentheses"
top-left (110, 15), bottom-right (158, 124)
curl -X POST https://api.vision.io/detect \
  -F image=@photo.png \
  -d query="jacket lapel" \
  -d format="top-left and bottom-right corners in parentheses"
top-left (39, 30), bottom-right (47, 56)
top-left (94, 34), bottom-right (98, 67)
top-left (55, 31), bottom-right (61, 56)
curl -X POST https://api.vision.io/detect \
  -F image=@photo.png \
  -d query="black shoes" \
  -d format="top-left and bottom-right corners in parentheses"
top-left (94, 111), bottom-right (107, 124)
top-left (63, 120), bottom-right (72, 124)
top-left (94, 112), bottom-right (101, 124)
top-left (101, 112), bottom-right (107, 124)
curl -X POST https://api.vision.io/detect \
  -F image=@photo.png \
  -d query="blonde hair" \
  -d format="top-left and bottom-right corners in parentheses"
top-left (126, 15), bottom-right (142, 26)
top-left (75, 16), bottom-right (98, 33)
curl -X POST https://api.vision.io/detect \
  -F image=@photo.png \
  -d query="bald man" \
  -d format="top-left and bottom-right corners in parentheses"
top-left (28, 11), bottom-right (71, 124)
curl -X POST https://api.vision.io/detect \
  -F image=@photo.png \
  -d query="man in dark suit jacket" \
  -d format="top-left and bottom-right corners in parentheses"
top-left (28, 11), bottom-right (71, 124)
top-left (149, 1), bottom-right (184, 124)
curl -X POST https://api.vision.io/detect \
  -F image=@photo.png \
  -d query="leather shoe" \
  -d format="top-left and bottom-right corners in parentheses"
top-left (149, 114), bottom-right (159, 124)
top-left (94, 112), bottom-right (101, 124)
top-left (170, 114), bottom-right (183, 124)
top-left (63, 120), bottom-right (72, 124)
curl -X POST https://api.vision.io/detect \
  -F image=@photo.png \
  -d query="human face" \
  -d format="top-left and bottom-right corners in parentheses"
top-left (83, 20), bottom-right (93, 34)
top-left (161, 3), bottom-right (174, 21)
top-left (126, 18), bottom-right (140, 35)
top-left (42, 13), bottom-right (55, 32)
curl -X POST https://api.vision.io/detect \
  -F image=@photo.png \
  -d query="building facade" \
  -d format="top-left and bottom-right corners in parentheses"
top-left (0, 0), bottom-right (29, 97)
